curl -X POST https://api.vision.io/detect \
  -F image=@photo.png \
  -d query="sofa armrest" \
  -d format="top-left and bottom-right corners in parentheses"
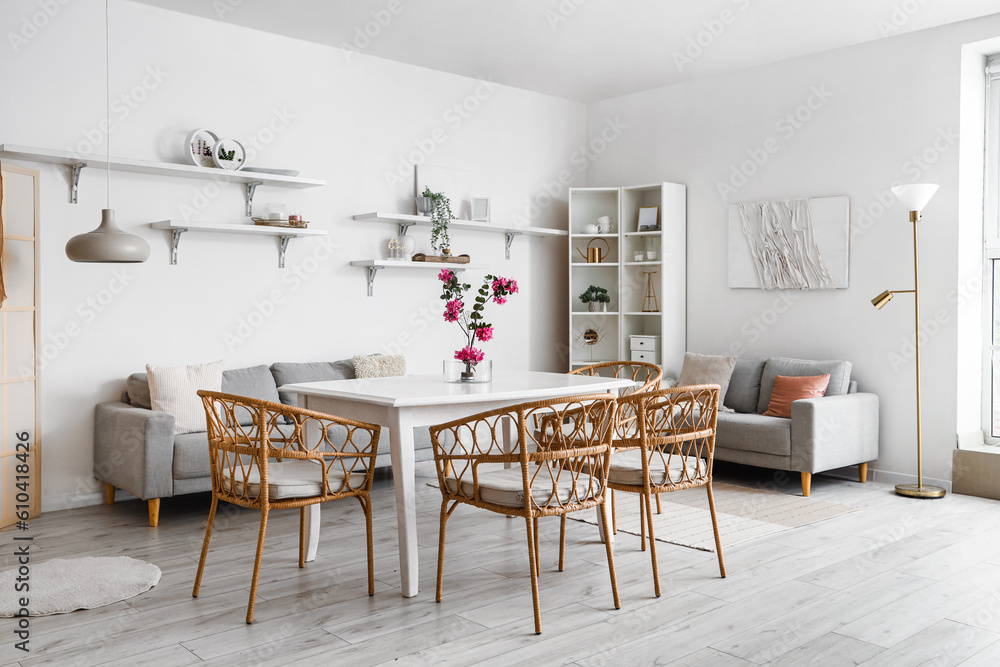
top-left (94, 401), bottom-right (176, 500)
top-left (790, 393), bottom-right (879, 474)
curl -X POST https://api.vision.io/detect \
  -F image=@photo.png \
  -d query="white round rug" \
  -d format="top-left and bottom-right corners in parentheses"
top-left (0, 556), bottom-right (161, 617)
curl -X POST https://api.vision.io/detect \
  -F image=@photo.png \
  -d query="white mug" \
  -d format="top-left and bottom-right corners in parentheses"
top-left (646, 250), bottom-right (658, 260)
top-left (597, 216), bottom-right (614, 232)
top-left (583, 223), bottom-right (600, 234)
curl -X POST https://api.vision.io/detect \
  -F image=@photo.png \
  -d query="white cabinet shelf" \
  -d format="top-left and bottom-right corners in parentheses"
top-left (150, 220), bottom-right (327, 267)
top-left (350, 259), bottom-right (487, 297)
top-left (0, 144), bottom-right (325, 214)
top-left (353, 212), bottom-right (566, 260)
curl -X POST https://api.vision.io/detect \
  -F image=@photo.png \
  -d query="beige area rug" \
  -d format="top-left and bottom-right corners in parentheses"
top-left (570, 482), bottom-right (858, 552)
top-left (0, 556), bottom-right (161, 617)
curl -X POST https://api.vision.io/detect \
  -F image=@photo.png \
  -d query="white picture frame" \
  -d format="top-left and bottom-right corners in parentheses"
top-left (472, 197), bottom-right (490, 222)
top-left (638, 206), bottom-right (658, 229)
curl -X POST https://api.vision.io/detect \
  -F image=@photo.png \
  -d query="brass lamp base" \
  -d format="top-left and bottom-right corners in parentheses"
top-left (895, 483), bottom-right (946, 499)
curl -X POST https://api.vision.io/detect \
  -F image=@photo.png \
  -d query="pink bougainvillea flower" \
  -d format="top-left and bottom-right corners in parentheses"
top-left (475, 326), bottom-right (494, 342)
top-left (454, 345), bottom-right (485, 364)
top-left (443, 299), bottom-right (463, 322)
top-left (492, 295), bottom-right (507, 305)
top-left (438, 269), bottom-right (454, 282)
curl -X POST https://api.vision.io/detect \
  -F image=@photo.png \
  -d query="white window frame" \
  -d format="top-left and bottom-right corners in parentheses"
top-left (983, 54), bottom-right (1000, 441)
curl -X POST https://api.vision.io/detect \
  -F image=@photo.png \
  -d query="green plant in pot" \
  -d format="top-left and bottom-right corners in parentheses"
top-left (579, 285), bottom-right (611, 312)
top-left (422, 186), bottom-right (453, 257)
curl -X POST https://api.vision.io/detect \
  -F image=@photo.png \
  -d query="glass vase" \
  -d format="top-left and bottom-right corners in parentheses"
top-left (443, 359), bottom-right (493, 383)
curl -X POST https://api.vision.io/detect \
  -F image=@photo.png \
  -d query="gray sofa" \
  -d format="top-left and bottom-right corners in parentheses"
top-left (94, 359), bottom-right (432, 526)
top-left (715, 357), bottom-right (879, 496)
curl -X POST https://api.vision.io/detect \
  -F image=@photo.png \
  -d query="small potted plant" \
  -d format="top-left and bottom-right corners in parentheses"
top-left (579, 285), bottom-right (611, 312)
top-left (422, 186), bottom-right (452, 257)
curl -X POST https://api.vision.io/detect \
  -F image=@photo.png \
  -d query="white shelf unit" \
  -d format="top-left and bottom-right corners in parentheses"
top-left (0, 144), bottom-right (325, 215)
top-left (350, 259), bottom-right (487, 297)
top-left (150, 220), bottom-right (327, 267)
top-left (568, 183), bottom-right (686, 376)
top-left (353, 212), bottom-right (566, 260)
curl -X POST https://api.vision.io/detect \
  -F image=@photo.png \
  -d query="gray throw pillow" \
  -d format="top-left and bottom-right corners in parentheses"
top-left (677, 352), bottom-right (738, 400)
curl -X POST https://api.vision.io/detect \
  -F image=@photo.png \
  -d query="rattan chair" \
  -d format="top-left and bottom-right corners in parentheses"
top-left (430, 393), bottom-right (621, 635)
top-left (192, 391), bottom-right (381, 624)
top-left (568, 361), bottom-right (663, 529)
top-left (614, 384), bottom-right (726, 596)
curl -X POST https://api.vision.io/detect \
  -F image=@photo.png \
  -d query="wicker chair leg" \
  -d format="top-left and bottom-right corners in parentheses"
top-left (436, 499), bottom-right (452, 603)
top-left (597, 499), bottom-right (621, 611)
top-left (192, 495), bottom-right (218, 598)
top-left (246, 508), bottom-right (269, 624)
top-left (639, 493), bottom-right (647, 552)
top-left (359, 494), bottom-right (375, 596)
top-left (298, 507), bottom-right (306, 569)
top-left (533, 517), bottom-right (541, 576)
top-left (611, 489), bottom-right (617, 534)
top-left (655, 493), bottom-right (662, 514)
top-left (644, 491), bottom-right (661, 597)
top-left (558, 515), bottom-right (567, 572)
top-left (524, 516), bottom-right (543, 634)
top-left (706, 480), bottom-right (726, 578)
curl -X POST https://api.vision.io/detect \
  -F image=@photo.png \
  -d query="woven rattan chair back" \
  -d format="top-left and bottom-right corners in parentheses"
top-left (569, 361), bottom-right (662, 440)
top-left (429, 393), bottom-right (621, 634)
top-left (192, 391), bottom-right (381, 623)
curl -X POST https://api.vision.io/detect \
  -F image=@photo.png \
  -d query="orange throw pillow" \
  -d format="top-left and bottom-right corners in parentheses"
top-left (763, 374), bottom-right (831, 418)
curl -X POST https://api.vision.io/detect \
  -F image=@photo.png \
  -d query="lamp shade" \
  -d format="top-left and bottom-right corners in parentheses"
top-left (871, 290), bottom-right (894, 310)
top-left (891, 184), bottom-right (939, 212)
top-left (66, 209), bottom-right (150, 263)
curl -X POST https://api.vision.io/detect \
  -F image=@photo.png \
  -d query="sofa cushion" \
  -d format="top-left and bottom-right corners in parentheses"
top-left (147, 361), bottom-right (223, 435)
top-left (716, 412), bottom-right (792, 457)
top-left (126, 373), bottom-right (152, 410)
top-left (222, 365), bottom-right (281, 426)
top-left (756, 357), bottom-right (852, 414)
top-left (678, 352), bottom-right (738, 398)
top-left (271, 360), bottom-right (356, 407)
top-left (763, 374), bottom-right (831, 419)
top-left (724, 358), bottom-right (766, 414)
top-left (173, 431), bottom-right (211, 480)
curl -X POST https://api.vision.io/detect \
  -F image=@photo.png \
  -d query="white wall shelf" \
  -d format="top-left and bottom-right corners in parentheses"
top-left (150, 220), bottom-right (327, 268)
top-left (350, 259), bottom-right (487, 297)
top-left (353, 212), bottom-right (566, 260)
top-left (623, 231), bottom-right (662, 237)
top-left (0, 144), bottom-right (325, 215)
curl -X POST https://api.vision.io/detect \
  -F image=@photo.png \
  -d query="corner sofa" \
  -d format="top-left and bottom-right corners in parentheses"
top-left (715, 357), bottom-right (879, 496)
top-left (94, 359), bottom-right (432, 526)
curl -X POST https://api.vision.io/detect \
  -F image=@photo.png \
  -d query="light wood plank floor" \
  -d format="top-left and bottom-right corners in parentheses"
top-left (6, 462), bottom-right (1000, 666)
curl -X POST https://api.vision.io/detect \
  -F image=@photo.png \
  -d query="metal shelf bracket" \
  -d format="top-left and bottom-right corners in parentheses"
top-left (278, 235), bottom-right (293, 269)
top-left (70, 162), bottom-right (86, 204)
top-left (169, 228), bottom-right (187, 265)
top-left (396, 222), bottom-right (415, 237)
top-left (245, 180), bottom-right (263, 217)
top-left (504, 232), bottom-right (521, 260)
top-left (365, 265), bottom-right (381, 297)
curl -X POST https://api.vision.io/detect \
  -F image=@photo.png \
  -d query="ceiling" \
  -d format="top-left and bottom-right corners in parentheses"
top-left (135, 0), bottom-right (1000, 102)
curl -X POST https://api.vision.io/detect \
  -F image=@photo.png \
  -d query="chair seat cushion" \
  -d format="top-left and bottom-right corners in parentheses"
top-left (222, 459), bottom-right (365, 500)
top-left (444, 467), bottom-right (597, 509)
top-left (607, 449), bottom-right (704, 486)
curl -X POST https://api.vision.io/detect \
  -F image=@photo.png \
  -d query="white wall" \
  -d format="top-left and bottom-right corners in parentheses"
top-left (587, 13), bottom-right (1000, 488)
top-left (0, 0), bottom-right (583, 510)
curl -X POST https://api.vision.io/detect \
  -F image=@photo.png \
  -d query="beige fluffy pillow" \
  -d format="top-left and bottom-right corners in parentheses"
top-left (677, 352), bottom-right (738, 399)
top-left (353, 354), bottom-right (406, 379)
top-left (147, 360), bottom-right (223, 434)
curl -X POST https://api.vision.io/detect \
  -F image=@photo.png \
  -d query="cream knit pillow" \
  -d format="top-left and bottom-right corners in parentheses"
top-left (146, 360), bottom-right (223, 435)
top-left (353, 354), bottom-right (406, 379)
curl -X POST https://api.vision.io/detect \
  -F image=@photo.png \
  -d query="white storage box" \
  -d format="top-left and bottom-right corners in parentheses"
top-left (629, 335), bottom-right (660, 352)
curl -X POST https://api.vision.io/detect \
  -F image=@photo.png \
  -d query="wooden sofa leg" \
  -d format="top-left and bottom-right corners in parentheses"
top-left (104, 483), bottom-right (116, 505)
top-left (801, 472), bottom-right (812, 497)
top-left (859, 462), bottom-right (868, 484)
top-left (148, 499), bottom-right (161, 527)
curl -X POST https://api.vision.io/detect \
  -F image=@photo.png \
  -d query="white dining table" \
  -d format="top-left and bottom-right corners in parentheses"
top-left (280, 370), bottom-right (634, 598)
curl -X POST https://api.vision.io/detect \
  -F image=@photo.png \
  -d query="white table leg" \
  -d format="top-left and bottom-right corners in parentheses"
top-left (389, 409), bottom-right (419, 597)
top-left (297, 394), bottom-right (322, 563)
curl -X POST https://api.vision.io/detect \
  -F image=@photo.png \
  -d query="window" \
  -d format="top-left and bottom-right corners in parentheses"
top-left (985, 55), bottom-right (1000, 438)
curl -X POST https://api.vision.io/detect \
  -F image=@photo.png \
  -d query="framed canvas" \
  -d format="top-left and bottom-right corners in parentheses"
top-left (471, 197), bottom-right (490, 222)
top-left (728, 195), bottom-right (849, 289)
top-left (638, 206), bottom-right (658, 229)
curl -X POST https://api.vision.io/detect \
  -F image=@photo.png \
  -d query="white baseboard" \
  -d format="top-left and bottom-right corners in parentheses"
top-left (41, 488), bottom-right (138, 513)
top-left (867, 468), bottom-right (953, 493)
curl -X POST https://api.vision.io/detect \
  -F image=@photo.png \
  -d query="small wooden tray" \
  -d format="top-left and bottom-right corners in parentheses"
top-left (412, 253), bottom-right (470, 264)
top-left (253, 218), bottom-right (309, 229)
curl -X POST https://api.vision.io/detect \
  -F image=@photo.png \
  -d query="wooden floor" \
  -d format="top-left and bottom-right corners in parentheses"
top-left (6, 463), bottom-right (1000, 666)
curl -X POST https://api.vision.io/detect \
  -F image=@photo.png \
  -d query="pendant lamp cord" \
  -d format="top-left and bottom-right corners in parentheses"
top-left (105, 0), bottom-right (110, 209)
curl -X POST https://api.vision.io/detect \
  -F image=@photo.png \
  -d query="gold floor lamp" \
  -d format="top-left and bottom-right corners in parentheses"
top-left (871, 183), bottom-right (945, 499)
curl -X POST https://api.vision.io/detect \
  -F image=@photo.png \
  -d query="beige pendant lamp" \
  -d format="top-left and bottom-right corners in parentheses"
top-left (66, 0), bottom-right (149, 263)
